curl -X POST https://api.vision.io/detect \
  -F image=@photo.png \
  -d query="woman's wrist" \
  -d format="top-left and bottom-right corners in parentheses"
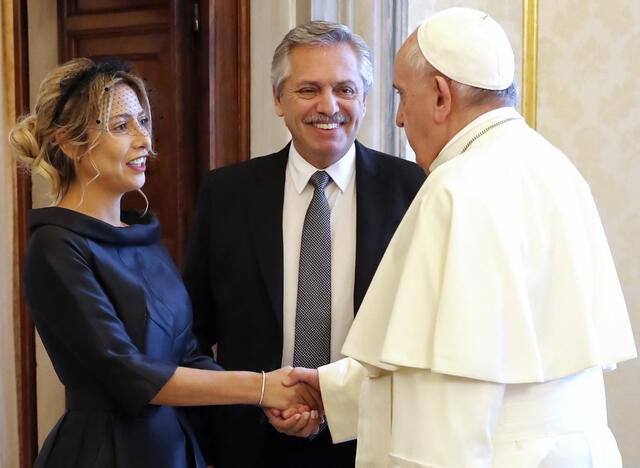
top-left (243, 371), bottom-right (263, 406)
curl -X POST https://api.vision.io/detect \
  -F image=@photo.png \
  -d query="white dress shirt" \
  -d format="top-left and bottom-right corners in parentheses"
top-left (281, 143), bottom-right (357, 367)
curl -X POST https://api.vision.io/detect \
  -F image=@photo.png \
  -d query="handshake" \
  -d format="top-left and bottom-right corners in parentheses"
top-left (261, 367), bottom-right (322, 438)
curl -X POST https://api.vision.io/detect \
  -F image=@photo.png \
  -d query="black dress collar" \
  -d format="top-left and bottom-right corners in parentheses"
top-left (29, 207), bottom-right (160, 245)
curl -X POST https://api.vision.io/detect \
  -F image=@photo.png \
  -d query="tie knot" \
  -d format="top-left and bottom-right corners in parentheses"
top-left (309, 171), bottom-right (330, 191)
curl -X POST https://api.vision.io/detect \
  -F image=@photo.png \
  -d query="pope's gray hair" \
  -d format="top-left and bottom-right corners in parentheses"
top-left (403, 33), bottom-right (519, 108)
top-left (271, 21), bottom-right (373, 97)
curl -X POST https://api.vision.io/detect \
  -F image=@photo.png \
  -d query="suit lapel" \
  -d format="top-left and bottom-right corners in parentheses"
top-left (248, 146), bottom-right (289, 331)
top-left (354, 141), bottom-right (388, 313)
top-left (248, 142), bottom-right (393, 323)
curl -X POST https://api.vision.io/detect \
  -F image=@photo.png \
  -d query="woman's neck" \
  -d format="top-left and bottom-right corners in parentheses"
top-left (59, 183), bottom-right (125, 227)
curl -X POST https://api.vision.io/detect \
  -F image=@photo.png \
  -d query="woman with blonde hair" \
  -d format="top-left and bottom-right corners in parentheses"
top-left (10, 58), bottom-right (321, 467)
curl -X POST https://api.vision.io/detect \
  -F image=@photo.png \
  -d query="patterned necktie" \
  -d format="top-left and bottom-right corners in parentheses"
top-left (293, 171), bottom-right (332, 369)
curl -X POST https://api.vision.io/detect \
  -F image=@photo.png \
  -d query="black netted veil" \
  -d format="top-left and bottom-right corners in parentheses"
top-left (52, 57), bottom-right (132, 125)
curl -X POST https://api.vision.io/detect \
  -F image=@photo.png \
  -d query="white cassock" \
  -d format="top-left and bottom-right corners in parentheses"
top-left (318, 107), bottom-right (637, 468)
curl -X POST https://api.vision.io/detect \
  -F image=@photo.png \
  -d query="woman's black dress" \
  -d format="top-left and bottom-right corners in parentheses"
top-left (25, 207), bottom-right (221, 468)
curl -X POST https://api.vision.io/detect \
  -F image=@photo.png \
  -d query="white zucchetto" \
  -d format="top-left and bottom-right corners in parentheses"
top-left (417, 7), bottom-right (515, 91)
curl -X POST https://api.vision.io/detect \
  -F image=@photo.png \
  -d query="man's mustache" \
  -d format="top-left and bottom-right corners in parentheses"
top-left (303, 114), bottom-right (349, 124)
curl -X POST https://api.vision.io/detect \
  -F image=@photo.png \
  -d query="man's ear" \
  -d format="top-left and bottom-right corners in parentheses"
top-left (273, 86), bottom-right (284, 117)
top-left (432, 75), bottom-right (452, 124)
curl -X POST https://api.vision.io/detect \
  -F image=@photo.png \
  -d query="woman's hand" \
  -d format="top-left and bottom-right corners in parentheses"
top-left (262, 366), bottom-right (323, 411)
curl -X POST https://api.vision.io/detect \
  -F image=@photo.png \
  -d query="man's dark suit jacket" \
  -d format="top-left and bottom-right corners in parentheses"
top-left (183, 141), bottom-right (426, 468)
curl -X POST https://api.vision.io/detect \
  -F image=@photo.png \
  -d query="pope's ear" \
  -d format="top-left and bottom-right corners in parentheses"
top-left (55, 129), bottom-right (80, 160)
top-left (433, 75), bottom-right (452, 124)
top-left (272, 86), bottom-right (284, 117)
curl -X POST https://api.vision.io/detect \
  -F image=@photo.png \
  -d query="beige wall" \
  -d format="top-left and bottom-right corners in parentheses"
top-left (537, 1), bottom-right (640, 464)
top-left (250, 0), bottom-right (299, 157)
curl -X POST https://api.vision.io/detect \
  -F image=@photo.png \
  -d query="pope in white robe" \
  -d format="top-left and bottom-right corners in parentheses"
top-left (275, 7), bottom-right (636, 468)
top-left (318, 104), bottom-right (636, 467)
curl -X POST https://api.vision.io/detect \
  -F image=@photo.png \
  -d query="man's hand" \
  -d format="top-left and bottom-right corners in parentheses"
top-left (283, 367), bottom-right (320, 392)
top-left (264, 367), bottom-right (324, 437)
top-left (264, 407), bottom-right (322, 437)
top-left (263, 367), bottom-right (322, 411)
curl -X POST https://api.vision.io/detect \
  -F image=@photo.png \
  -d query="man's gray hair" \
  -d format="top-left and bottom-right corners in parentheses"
top-left (404, 34), bottom-right (519, 108)
top-left (271, 21), bottom-right (373, 96)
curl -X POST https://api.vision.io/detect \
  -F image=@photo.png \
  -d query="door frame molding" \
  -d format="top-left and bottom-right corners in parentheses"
top-left (13, 0), bottom-right (37, 466)
top-left (198, 0), bottom-right (251, 171)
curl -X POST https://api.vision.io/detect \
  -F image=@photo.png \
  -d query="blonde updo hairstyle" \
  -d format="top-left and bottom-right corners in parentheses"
top-left (9, 57), bottom-right (154, 203)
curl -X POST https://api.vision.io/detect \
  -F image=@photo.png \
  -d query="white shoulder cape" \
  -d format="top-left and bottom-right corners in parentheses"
top-left (342, 117), bottom-right (636, 383)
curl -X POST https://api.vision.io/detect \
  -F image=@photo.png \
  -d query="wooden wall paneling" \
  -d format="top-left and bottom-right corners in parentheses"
top-left (205, 0), bottom-right (250, 169)
top-left (195, 0), bottom-right (214, 174)
top-left (237, 0), bottom-right (250, 166)
top-left (73, 0), bottom-right (167, 15)
top-left (13, 1), bottom-right (38, 466)
top-left (172, 0), bottom-right (198, 245)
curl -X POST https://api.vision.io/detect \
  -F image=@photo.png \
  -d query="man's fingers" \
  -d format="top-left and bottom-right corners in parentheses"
top-left (284, 367), bottom-right (308, 386)
top-left (294, 413), bottom-right (320, 437)
top-left (265, 406), bottom-right (321, 437)
top-left (290, 367), bottom-right (321, 390)
top-left (288, 411), bottom-right (311, 433)
top-left (299, 382), bottom-right (323, 411)
top-left (282, 406), bottom-right (306, 419)
top-left (281, 412), bottom-right (319, 437)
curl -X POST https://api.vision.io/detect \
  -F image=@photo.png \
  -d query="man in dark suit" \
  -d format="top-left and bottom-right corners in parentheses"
top-left (183, 21), bottom-right (425, 468)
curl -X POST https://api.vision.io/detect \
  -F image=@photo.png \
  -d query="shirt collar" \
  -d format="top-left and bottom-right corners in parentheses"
top-left (429, 107), bottom-right (522, 173)
top-left (288, 143), bottom-right (356, 194)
